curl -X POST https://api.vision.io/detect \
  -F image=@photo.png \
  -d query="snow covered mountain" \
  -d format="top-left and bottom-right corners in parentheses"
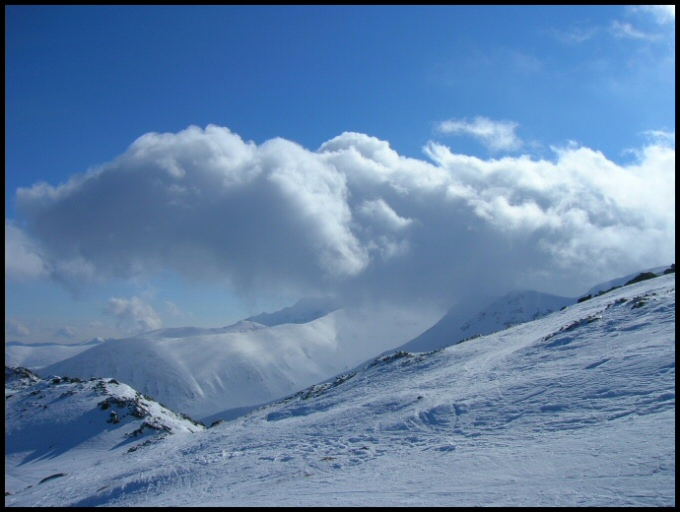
top-left (245, 296), bottom-right (343, 326)
top-left (398, 289), bottom-right (574, 353)
top-left (38, 302), bottom-right (440, 423)
top-left (5, 366), bottom-right (204, 497)
top-left (3, 296), bottom-right (340, 371)
top-left (6, 272), bottom-right (675, 506)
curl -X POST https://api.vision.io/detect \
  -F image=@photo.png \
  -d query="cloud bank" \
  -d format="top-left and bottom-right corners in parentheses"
top-left (7, 124), bottom-right (675, 307)
top-left (105, 296), bottom-right (162, 335)
top-left (5, 221), bottom-right (48, 280)
top-left (5, 319), bottom-right (30, 338)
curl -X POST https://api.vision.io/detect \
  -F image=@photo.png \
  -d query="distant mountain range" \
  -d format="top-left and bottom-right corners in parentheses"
top-left (7, 265), bottom-right (674, 425)
top-left (35, 301), bottom-right (439, 423)
top-left (245, 296), bottom-right (343, 326)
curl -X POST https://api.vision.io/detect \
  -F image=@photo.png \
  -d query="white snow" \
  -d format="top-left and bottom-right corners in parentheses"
top-left (5, 369), bottom-right (204, 504)
top-left (5, 273), bottom-right (675, 507)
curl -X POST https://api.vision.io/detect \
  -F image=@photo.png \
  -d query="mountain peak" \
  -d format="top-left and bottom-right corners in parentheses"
top-left (245, 296), bottom-right (343, 327)
top-left (5, 366), bottom-right (205, 473)
top-left (397, 289), bottom-right (574, 353)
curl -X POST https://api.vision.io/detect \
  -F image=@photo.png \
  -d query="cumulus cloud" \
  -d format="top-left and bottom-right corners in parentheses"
top-left (643, 130), bottom-right (675, 146)
top-left (6, 318), bottom-right (30, 338)
top-left (436, 117), bottom-right (523, 152)
top-left (9, 124), bottom-right (675, 307)
top-left (105, 296), bottom-right (162, 335)
top-left (5, 221), bottom-right (48, 280)
top-left (357, 199), bottom-right (413, 231)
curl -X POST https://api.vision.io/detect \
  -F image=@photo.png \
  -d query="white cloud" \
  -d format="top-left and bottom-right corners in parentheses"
top-left (554, 7), bottom-right (674, 47)
top-left (551, 26), bottom-right (599, 44)
top-left (638, 5), bottom-right (675, 24)
top-left (56, 326), bottom-right (77, 339)
top-left (357, 199), bottom-right (413, 231)
top-left (423, 139), bottom-right (675, 283)
top-left (105, 296), bottom-right (162, 335)
top-left (436, 117), bottom-right (523, 152)
top-left (5, 319), bottom-right (30, 338)
top-left (610, 20), bottom-right (659, 40)
top-left (611, 6), bottom-right (675, 42)
top-left (5, 221), bottom-right (48, 280)
top-left (642, 129), bottom-right (675, 147)
top-left (164, 301), bottom-right (186, 318)
top-left (9, 125), bottom-right (675, 306)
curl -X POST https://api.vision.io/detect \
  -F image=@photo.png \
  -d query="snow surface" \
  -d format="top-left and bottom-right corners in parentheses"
top-left (5, 368), bottom-right (204, 501)
top-left (5, 273), bottom-right (675, 507)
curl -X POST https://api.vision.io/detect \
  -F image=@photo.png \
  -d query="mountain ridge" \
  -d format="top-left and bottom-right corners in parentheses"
top-left (9, 265), bottom-right (674, 425)
top-left (6, 271), bottom-right (674, 506)
top-left (38, 302), bottom-right (439, 422)
top-left (396, 288), bottom-right (574, 353)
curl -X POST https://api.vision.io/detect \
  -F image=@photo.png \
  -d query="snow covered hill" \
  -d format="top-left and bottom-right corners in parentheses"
top-left (398, 264), bottom-right (674, 354)
top-left (39, 302), bottom-right (440, 422)
top-left (398, 289), bottom-right (574, 353)
top-left (5, 366), bottom-right (204, 497)
top-left (6, 272), bottom-right (675, 506)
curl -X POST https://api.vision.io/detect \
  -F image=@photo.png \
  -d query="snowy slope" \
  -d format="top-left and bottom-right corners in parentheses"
top-left (398, 289), bottom-right (574, 353)
top-left (583, 264), bottom-right (671, 297)
top-left (39, 303), bottom-right (440, 422)
top-left (5, 338), bottom-right (108, 370)
top-left (6, 273), bottom-right (675, 507)
top-left (5, 367), bottom-right (204, 497)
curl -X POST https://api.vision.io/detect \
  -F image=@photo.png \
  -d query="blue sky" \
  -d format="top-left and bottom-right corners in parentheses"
top-left (5, 5), bottom-right (675, 343)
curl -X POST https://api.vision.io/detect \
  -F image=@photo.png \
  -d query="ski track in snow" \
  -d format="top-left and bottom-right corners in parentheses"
top-left (5, 274), bottom-right (676, 506)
